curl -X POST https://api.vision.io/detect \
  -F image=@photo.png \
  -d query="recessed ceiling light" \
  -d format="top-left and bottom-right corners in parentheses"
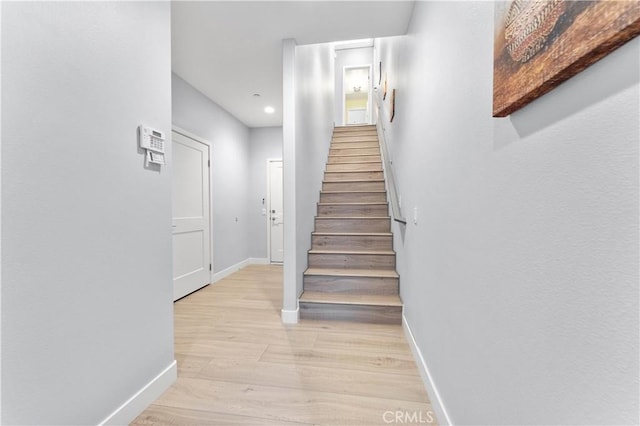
top-left (264, 106), bottom-right (275, 114)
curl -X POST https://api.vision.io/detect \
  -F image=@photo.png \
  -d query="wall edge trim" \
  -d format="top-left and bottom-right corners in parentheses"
top-left (281, 307), bottom-right (299, 324)
top-left (403, 314), bottom-right (453, 426)
top-left (98, 360), bottom-right (177, 425)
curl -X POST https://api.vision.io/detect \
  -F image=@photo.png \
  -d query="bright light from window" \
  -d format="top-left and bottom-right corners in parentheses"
top-left (264, 106), bottom-right (275, 114)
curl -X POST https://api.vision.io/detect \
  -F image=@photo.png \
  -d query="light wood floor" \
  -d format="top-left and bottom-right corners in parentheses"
top-left (132, 264), bottom-right (436, 425)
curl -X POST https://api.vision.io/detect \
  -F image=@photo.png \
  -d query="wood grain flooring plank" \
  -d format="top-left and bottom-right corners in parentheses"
top-left (151, 377), bottom-right (433, 426)
top-left (199, 358), bottom-right (430, 403)
top-left (132, 404), bottom-right (311, 425)
top-left (259, 344), bottom-right (420, 376)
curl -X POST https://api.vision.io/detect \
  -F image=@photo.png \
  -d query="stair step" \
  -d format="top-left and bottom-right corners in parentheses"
top-left (304, 267), bottom-right (398, 278)
top-left (303, 267), bottom-right (400, 296)
top-left (317, 202), bottom-right (389, 217)
top-left (324, 170), bottom-right (384, 181)
top-left (331, 141), bottom-right (379, 149)
top-left (308, 250), bottom-right (395, 270)
top-left (311, 231), bottom-right (392, 250)
top-left (322, 180), bottom-right (385, 192)
top-left (334, 127), bottom-right (376, 132)
top-left (303, 273), bottom-right (398, 295)
top-left (329, 147), bottom-right (380, 156)
top-left (300, 291), bottom-right (401, 306)
top-left (315, 216), bottom-right (390, 233)
top-left (331, 136), bottom-right (379, 143)
top-left (328, 155), bottom-right (382, 164)
top-left (319, 191), bottom-right (387, 203)
top-left (299, 291), bottom-right (402, 324)
top-left (326, 162), bottom-right (383, 172)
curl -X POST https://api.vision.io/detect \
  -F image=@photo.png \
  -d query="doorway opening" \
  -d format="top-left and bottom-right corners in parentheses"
top-left (343, 65), bottom-right (372, 125)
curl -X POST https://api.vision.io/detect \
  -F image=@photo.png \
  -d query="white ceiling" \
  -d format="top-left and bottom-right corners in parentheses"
top-left (171, 1), bottom-right (415, 128)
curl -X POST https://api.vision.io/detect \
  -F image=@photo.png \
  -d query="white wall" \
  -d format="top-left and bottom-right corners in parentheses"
top-left (375, 2), bottom-right (639, 425)
top-left (282, 40), bottom-right (335, 321)
top-left (1, 3), bottom-right (174, 424)
top-left (248, 127), bottom-right (283, 260)
top-left (172, 74), bottom-right (251, 273)
top-left (334, 47), bottom-right (374, 125)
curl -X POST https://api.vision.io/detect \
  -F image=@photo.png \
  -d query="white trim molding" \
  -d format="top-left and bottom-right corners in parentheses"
top-left (281, 306), bottom-right (299, 324)
top-left (403, 314), bottom-right (453, 426)
top-left (212, 259), bottom-right (250, 283)
top-left (99, 360), bottom-right (177, 425)
top-left (212, 258), bottom-right (271, 283)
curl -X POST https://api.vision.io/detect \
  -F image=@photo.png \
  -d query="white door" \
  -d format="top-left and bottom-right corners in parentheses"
top-left (172, 131), bottom-right (211, 301)
top-left (268, 160), bottom-right (284, 263)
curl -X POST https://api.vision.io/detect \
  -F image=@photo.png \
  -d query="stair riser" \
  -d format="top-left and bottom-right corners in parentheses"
top-left (325, 162), bottom-right (383, 172)
top-left (329, 148), bottom-right (380, 156)
top-left (319, 192), bottom-right (387, 203)
top-left (322, 181), bottom-right (385, 192)
top-left (333, 129), bottom-right (377, 136)
top-left (300, 302), bottom-right (402, 324)
top-left (309, 253), bottom-right (395, 269)
top-left (328, 155), bottom-right (381, 164)
top-left (312, 234), bottom-right (392, 251)
top-left (331, 141), bottom-right (380, 149)
top-left (303, 275), bottom-right (399, 295)
top-left (334, 127), bottom-right (376, 133)
top-left (317, 204), bottom-right (389, 217)
top-left (324, 171), bottom-right (384, 181)
top-left (315, 218), bottom-right (390, 233)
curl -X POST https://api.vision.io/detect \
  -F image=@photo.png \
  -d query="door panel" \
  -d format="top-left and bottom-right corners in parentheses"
top-left (172, 131), bottom-right (210, 301)
top-left (269, 161), bottom-right (284, 263)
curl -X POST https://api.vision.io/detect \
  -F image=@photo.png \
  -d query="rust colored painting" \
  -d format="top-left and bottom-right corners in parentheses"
top-left (390, 89), bottom-right (396, 122)
top-left (493, 0), bottom-right (640, 117)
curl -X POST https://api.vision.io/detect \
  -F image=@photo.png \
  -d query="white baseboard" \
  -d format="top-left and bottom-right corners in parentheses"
top-left (281, 307), bottom-right (299, 324)
top-left (403, 315), bottom-right (452, 426)
top-left (99, 360), bottom-right (177, 425)
top-left (212, 258), bottom-right (272, 283)
top-left (212, 259), bottom-right (250, 283)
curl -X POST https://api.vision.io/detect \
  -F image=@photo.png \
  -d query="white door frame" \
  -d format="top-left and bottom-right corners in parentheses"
top-left (266, 158), bottom-right (283, 263)
top-left (342, 64), bottom-right (373, 125)
top-left (172, 125), bottom-right (214, 283)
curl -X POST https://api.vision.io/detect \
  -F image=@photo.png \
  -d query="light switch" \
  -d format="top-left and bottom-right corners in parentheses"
top-left (413, 207), bottom-right (418, 225)
top-left (261, 208), bottom-right (267, 216)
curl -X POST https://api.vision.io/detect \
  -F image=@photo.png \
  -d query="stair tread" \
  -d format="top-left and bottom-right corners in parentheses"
top-left (329, 153), bottom-right (381, 157)
top-left (309, 249), bottom-right (395, 255)
top-left (318, 202), bottom-right (388, 206)
top-left (312, 232), bottom-right (392, 236)
top-left (300, 291), bottom-right (402, 307)
top-left (315, 216), bottom-right (390, 220)
top-left (304, 267), bottom-right (399, 278)
top-left (321, 190), bottom-right (386, 193)
top-left (323, 179), bottom-right (384, 183)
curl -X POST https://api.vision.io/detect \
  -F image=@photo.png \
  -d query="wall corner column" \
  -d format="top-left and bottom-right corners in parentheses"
top-left (281, 38), bottom-right (299, 324)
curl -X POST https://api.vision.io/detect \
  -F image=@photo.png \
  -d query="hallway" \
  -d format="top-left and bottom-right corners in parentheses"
top-left (133, 265), bottom-right (435, 425)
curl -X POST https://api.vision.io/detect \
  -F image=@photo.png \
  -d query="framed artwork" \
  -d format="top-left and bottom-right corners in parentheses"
top-left (383, 73), bottom-right (388, 100)
top-left (493, 0), bottom-right (640, 117)
top-left (390, 89), bottom-right (396, 122)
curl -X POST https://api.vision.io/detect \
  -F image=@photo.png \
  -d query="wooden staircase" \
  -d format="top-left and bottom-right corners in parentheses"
top-left (299, 125), bottom-right (402, 324)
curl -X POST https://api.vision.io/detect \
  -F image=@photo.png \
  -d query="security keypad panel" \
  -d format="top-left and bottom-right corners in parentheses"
top-left (139, 125), bottom-right (166, 165)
